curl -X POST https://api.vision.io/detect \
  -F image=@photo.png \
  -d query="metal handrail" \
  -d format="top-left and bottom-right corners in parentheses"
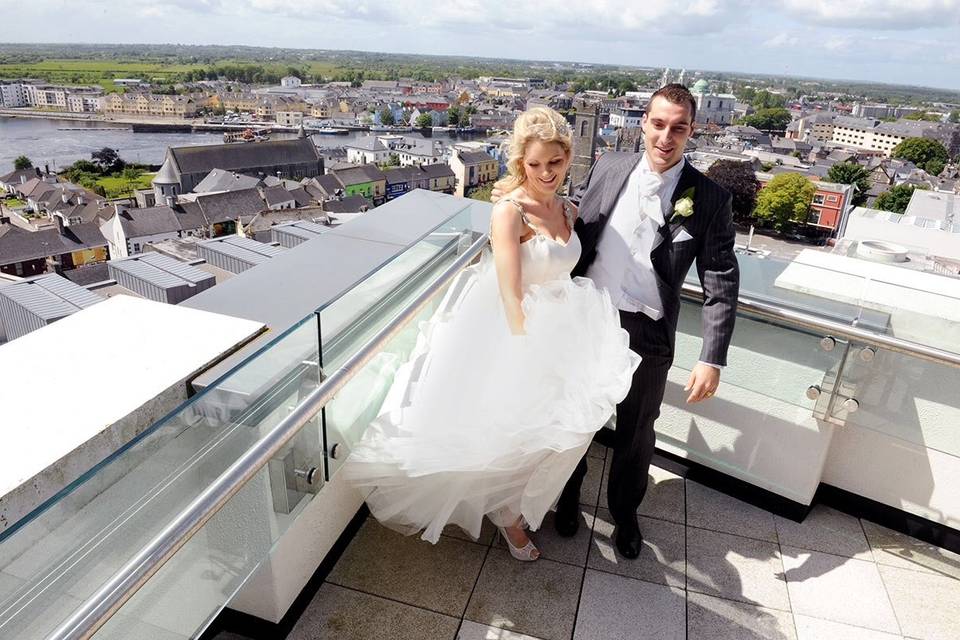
top-left (681, 282), bottom-right (960, 368)
top-left (45, 234), bottom-right (489, 640)
top-left (45, 239), bottom-right (960, 639)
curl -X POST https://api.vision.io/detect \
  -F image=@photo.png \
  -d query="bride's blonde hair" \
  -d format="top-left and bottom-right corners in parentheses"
top-left (494, 107), bottom-right (572, 194)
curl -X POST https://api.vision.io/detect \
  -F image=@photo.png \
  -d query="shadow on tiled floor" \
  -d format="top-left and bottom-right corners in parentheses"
top-left (214, 445), bottom-right (960, 640)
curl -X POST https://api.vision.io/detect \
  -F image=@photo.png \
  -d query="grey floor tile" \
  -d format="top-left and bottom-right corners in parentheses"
top-left (600, 463), bottom-right (685, 524)
top-left (580, 457), bottom-right (604, 507)
top-left (687, 481), bottom-right (778, 543)
top-left (686, 527), bottom-right (790, 611)
top-left (465, 550), bottom-right (582, 640)
top-left (288, 583), bottom-right (460, 640)
top-left (327, 518), bottom-right (487, 617)
top-left (793, 615), bottom-right (904, 640)
top-left (588, 508), bottom-right (685, 588)
top-left (207, 634), bottom-right (257, 640)
top-left (444, 517), bottom-right (497, 546)
top-left (775, 505), bottom-right (872, 560)
top-left (573, 569), bottom-right (685, 640)
top-left (457, 620), bottom-right (547, 640)
top-left (862, 519), bottom-right (960, 580)
top-left (496, 507), bottom-right (596, 567)
top-left (781, 546), bottom-right (899, 634)
top-left (880, 564), bottom-right (960, 640)
top-left (687, 591), bottom-right (797, 640)
top-left (587, 442), bottom-right (607, 460)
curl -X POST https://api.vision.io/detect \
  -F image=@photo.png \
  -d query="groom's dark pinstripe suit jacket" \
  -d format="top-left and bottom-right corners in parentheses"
top-left (570, 152), bottom-right (740, 366)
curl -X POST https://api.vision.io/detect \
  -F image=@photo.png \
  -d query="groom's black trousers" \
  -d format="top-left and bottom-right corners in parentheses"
top-left (561, 309), bottom-right (674, 525)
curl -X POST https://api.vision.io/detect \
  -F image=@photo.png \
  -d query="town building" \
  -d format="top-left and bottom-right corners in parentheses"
top-left (449, 150), bottom-right (498, 197)
top-left (153, 137), bottom-right (324, 195)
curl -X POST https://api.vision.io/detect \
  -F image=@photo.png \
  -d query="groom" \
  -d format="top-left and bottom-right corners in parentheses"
top-left (557, 84), bottom-right (740, 558)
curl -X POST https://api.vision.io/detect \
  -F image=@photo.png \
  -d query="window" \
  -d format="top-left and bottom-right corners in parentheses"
top-left (812, 194), bottom-right (825, 205)
top-left (826, 195), bottom-right (838, 203)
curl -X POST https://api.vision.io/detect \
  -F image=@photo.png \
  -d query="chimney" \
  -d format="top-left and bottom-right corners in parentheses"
top-left (20, 174), bottom-right (26, 185)
top-left (61, 191), bottom-right (69, 204)
top-left (77, 194), bottom-right (84, 205)
top-left (276, 171), bottom-right (283, 179)
top-left (54, 213), bottom-right (65, 235)
top-left (44, 164), bottom-right (50, 176)
top-left (165, 195), bottom-right (174, 207)
top-left (35, 167), bottom-right (42, 178)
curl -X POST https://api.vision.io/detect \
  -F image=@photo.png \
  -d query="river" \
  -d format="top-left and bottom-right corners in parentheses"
top-left (0, 117), bottom-right (487, 172)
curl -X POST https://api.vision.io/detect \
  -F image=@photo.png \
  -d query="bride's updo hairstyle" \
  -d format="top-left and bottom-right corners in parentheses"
top-left (494, 106), bottom-right (572, 194)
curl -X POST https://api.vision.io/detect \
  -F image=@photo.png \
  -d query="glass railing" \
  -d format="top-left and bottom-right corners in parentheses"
top-left (0, 205), bottom-right (479, 640)
top-left (3, 197), bottom-right (958, 640)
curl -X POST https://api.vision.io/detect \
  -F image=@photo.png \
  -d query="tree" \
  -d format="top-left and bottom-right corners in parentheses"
top-left (92, 147), bottom-right (125, 174)
top-left (415, 113), bottom-right (433, 129)
top-left (705, 160), bottom-right (758, 222)
top-left (752, 90), bottom-right (786, 110)
top-left (738, 108), bottom-right (792, 133)
top-left (892, 137), bottom-right (948, 174)
top-left (904, 111), bottom-right (941, 122)
top-left (468, 183), bottom-right (494, 202)
top-left (826, 162), bottom-right (871, 206)
top-left (949, 110), bottom-right (960, 124)
top-left (754, 173), bottom-right (815, 231)
top-left (13, 156), bottom-right (32, 171)
top-left (447, 106), bottom-right (461, 127)
top-left (875, 184), bottom-right (925, 214)
top-left (378, 108), bottom-right (395, 126)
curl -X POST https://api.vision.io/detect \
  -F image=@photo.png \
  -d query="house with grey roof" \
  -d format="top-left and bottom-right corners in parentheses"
top-left (99, 205), bottom-right (185, 258)
top-left (152, 138), bottom-right (324, 196)
top-left (0, 168), bottom-right (42, 194)
top-left (420, 163), bottom-right (456, 194)
top-left (193, 188), bottom-right (267, 236)
top-left (345, 137), bottom-right (392, 165)
top-left (262, 185), bottom-right (296, 210)
top-left (330, 164), bottom-right (387, 205)
top-left (0, 220), bottom-right (109, 277)
top-left (193, 169), bottom-right (263, 195)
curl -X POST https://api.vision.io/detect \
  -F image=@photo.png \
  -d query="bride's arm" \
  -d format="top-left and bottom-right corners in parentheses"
top-left (490, 202), bottom-right (526, 335)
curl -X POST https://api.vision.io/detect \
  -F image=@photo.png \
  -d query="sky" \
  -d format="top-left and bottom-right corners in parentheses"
top-left (3, 0), bottom-right (960, 90)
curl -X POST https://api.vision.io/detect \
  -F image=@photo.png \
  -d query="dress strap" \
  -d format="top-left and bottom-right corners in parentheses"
top-left (561, 198), bottom-right (576, 231)
top-left (501, 198), bottom-right (539, 234)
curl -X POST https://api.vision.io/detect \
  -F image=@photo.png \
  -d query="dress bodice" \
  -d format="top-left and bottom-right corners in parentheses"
top-left (502, 197), bottom-right (582, 288)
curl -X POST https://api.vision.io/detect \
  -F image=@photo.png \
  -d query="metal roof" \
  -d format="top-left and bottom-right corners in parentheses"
top-left (273, 220), bottom-right (332, 241)
top-left (109, 252), bottom-right (214, 288)
top-left (0, 274), bottom-right (102, 321)
top-left (199, 236), bottom-right (286, 263)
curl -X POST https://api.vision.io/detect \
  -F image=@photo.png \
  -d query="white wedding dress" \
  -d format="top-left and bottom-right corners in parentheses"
top-left (344, 199), bottom-right (640, 543)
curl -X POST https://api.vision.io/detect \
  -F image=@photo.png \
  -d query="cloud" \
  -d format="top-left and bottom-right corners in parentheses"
top-left (782, 0), bottom-right (960, 30)
top-left (86, 0), bottom-right (746, 35)
top-left (763, 32), bottom-right (800, 48)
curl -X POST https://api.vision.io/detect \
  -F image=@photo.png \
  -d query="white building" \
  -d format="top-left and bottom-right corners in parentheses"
top-left (0, 81), bottom-right (28, 107)
top-left (281, 76), bottom-right (302, 89)
top-left (345, 137), bottom-right (391, 165)
top-left (609, 106), bottom-right (644, 128)
top-left (275, 111), bottom-right (304, 127)
top-left (695, 93), bottom-right (736, 126)
top-left (67, 93), bottom-right (103, 113)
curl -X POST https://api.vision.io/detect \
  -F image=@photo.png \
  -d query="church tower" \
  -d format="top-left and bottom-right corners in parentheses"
top-left (570, 99), bottom-right (598, 191)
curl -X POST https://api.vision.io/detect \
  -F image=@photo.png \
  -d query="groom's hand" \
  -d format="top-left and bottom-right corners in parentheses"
top-left (685, 363), bottom-right (720, 403)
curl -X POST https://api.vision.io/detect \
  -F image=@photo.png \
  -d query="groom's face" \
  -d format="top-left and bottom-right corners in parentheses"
top-left (641, 96), bottom-right (693, 173)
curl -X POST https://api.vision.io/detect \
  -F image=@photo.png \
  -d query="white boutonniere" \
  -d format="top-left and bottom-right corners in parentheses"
top-left (671, 187), bottom-right (695, 222)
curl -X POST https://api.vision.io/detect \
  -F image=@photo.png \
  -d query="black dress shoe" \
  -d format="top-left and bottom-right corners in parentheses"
top-left (614, 521), bottom-right (644, 559)
top-left (554, 499), bottom-right (580, 538)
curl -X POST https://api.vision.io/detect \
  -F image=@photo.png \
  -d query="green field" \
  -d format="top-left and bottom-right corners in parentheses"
top-left (95, 173), bottom-right (156, 198)
top-left (0, 58), bottom-right (344, 89)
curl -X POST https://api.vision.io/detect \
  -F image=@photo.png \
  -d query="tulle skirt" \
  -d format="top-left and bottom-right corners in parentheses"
top-left (343, 254), bottom-right (640, 543)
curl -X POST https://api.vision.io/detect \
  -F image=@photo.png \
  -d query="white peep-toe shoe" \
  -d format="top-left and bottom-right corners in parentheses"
top-left (497, 526), bottom-right (540, 562)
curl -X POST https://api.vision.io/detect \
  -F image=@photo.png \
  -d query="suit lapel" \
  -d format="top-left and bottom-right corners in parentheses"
top-left (656, 160), bottom-right (698, 250)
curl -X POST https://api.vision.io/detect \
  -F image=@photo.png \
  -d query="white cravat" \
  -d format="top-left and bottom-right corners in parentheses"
top-left (586, 155), bottom-right (684, 321)
top-left (637, 171), bottom-right (665, 227)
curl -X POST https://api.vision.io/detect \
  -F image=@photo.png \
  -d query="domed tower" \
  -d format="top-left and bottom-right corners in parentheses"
top-left (692, 79), bottom-right (710, 95)
top-left (152, 154), bottom-right (180, 205)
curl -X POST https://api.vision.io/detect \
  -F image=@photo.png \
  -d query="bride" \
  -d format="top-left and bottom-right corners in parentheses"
top-left (344, 107), bottom-right (640, 560)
